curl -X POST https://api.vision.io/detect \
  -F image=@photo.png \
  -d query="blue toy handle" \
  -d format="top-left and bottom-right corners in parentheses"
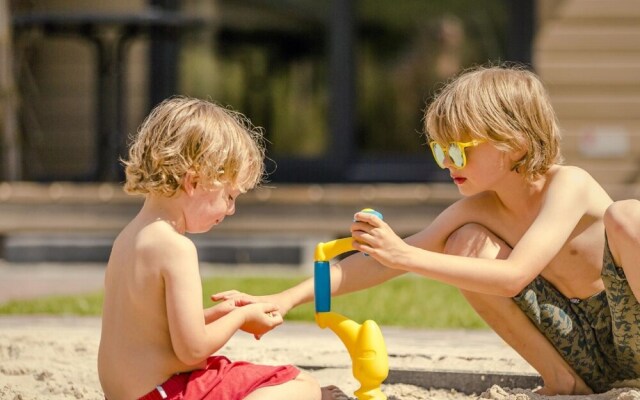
top-left (314, 209), bottom-right (383, 313)
top-left (314, 261), bottom-right (331, 313)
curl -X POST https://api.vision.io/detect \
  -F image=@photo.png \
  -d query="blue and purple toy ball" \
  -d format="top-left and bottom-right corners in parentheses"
top-left (356, 208), bottom-right (383, 221)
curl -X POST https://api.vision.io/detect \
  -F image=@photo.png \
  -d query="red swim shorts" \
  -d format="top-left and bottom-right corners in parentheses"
top-left (138, 356), bottom-right (301, 400)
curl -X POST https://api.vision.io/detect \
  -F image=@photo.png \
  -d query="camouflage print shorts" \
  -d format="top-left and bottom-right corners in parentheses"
top-left (513, 237), bottom-right (640, 393)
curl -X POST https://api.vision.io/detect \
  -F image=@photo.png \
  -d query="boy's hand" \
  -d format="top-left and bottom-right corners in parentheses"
top-left (211, 290), bottom-right (261, 307)
top-left (239, 303), bottom-right (284, 340)
top-left (211, 291), bottom-right (292, 318)
top-left (351, 210), bottom-right (410, 269)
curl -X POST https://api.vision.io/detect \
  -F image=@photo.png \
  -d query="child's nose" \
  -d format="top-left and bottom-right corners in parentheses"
top-left (441, 156), bottom-right (454, 169)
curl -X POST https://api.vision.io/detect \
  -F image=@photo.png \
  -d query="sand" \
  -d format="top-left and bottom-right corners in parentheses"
top-left (1, 317), bottom-right (640, 400)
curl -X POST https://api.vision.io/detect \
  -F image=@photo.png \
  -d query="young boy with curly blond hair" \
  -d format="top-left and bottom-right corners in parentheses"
top-left (215, 66), bottom-right (640, 395)
top-left (98, 96), bottom-right (346, 400)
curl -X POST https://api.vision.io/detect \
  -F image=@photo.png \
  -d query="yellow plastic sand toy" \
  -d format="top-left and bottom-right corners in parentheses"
top-left (313, 209), bottom-right (389, 400)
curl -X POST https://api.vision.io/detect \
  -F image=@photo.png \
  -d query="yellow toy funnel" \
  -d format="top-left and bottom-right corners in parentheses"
top-left (314, 209), bottom-right (388, 400)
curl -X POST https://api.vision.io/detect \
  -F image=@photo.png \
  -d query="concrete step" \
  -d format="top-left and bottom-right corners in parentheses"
top-left (0, 182), bottom-right (638, 265)
top-left (1, 232), bottom-right (323, 269)
top-left (0, 182), bottom-right (459, 265)
top-left (0, 182), bottom-right (459, 236)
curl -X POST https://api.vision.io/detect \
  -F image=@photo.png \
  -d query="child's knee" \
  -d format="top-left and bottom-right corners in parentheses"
top-left (444, 223), bottom-right (510, 259)
top-left (295, 371), bottom-right (322, 397)
top-left (604, 200), bottom-right (640, 241)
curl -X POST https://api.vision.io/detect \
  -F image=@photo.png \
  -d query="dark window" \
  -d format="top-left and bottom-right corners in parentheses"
top-left (180, 0), bottom-right (526, 183)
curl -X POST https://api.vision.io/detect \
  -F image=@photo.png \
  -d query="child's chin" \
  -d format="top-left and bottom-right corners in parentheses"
top-left (187, 225), bottom-right (215, 234)
top-left (457, 186), bottom-right (478, 197)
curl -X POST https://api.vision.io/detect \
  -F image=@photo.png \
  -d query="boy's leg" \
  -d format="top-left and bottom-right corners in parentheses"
top-left (604, 199), bottom-right (640, 301)
top-left (243, 371), bottom-right (349, 400)
top-left (445, 223), bottom-right (592, 395)
top-left (602, 199), bottom-right (640, 377)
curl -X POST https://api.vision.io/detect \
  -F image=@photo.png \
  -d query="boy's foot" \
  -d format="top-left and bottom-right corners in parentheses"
top-left (321, 385), bottom-right (351, 400)
top-left (535, 373), bottom-right (593, 396)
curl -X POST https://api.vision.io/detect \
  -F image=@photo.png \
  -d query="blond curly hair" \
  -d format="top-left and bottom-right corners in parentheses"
top-left (424, 64), bottom-right (563, 180)
top-left (123, 96), bottom-right (265, 197)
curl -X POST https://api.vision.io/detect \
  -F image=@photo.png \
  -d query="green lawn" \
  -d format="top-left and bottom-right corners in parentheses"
top-left (0, 275), bottom-right (487, 329)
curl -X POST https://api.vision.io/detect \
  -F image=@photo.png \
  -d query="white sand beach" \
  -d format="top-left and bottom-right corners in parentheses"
top-left (1, 316), bottom-right (640, 400)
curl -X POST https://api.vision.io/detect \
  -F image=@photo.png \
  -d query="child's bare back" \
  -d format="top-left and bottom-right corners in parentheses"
top-left (98, 97), bottom-right (342, 400)
top-left (99, 217), bottom-right (200, 399)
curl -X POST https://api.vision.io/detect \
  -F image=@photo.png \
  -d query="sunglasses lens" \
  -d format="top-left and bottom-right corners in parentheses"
top-left (448, 144), bottom-right (465, 168)
top-left (432, 143), bottom-right (446, 168)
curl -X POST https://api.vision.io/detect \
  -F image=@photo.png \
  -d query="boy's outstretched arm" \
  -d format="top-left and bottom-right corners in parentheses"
top-left (351, 168), bottom-right (598, 297)
top-left (213, 247), bottom-right (406, 316)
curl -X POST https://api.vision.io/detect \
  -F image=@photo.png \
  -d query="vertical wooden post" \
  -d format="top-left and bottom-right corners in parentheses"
top-left (0, 0), bottom-right (20, 180)
top-left (328, 0), bottom-right (355, 179)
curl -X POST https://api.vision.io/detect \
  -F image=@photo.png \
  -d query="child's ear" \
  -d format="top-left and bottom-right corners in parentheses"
top-left (182, 170), bottom-right (198, 196)
top-left (510, 147), bottom-right (528, 172)
top-left (511, 145), bottom-right (527, 161)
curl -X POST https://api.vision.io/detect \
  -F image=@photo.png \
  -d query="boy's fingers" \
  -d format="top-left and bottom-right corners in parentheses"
top-left (269, 313), bottom-right (284, 327)
top-left (350, 222), bottom-right (370, 233)
top-left (352, 231), bottom-right (375, 246)
top-left (354, 212), bottom-right (380, 225)
top-left (211, 291), bottom-right (257, 306)
top-left (220, 300), bottom-right (236, 309)
top-left (353, 211), bottom-right (370, 222)
top-left (353, 242), bottom-right (373, 255)
top-left (266, 311), bottom-right (282, 320)
top-left (210, 290), bottom-right (239, 300)
top-left (235, 298), bottom-right (256, 306)
top-left (263, 303), bottom-right (280, 313)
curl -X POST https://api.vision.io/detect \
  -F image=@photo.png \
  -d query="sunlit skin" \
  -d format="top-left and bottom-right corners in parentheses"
top-left (346, 143), bottom-right (608, 395)
top-left (99, 174), bottom-right (350, 400)
top-left (100, 95), bottom-right (353, 400)
top-left (213, 139), bottom-right (631, 395)
top-left (179, 173), bottom-right (240, 234)
top-left (214, 63), bottom-right (640, 395)
top-left (99, 176), bottom-right (284, 399)
top-left (439, 141), bottom-right (519, 197)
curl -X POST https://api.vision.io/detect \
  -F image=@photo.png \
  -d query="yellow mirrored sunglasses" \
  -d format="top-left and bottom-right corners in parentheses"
top-left (429, 140), bottom-right (485, 169)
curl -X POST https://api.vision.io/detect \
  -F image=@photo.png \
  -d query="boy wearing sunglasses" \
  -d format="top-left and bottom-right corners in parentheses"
top-left (214, 65), bottom-right (640, 395)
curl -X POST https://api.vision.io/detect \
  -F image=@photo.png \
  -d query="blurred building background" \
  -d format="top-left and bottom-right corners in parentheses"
top-left (5, 0), bottom-right (638, 185)
top-left (4, 0), bottom-right (532, 183)
top-left (0, 0), bottom-right (638, 265)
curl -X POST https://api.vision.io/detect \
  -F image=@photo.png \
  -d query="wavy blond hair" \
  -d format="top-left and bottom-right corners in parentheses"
top-left (424, 64), bottom-right (563, 180)
top-left (123, 96), bottom-right (265, 196)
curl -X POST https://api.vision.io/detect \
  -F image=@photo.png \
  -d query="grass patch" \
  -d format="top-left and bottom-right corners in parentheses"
top-left (0, 292), bottom-right (104, 316)
top-left (0, 275), bottom-right (487, 329)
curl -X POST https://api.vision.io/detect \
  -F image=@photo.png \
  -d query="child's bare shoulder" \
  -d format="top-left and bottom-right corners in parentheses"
top-left (134, 221), bottom-right (197, 266)
top-left (550, 164), bottom-right (593, 181)
top-left (547, 165), bottom-right (612, 211)
top-left (547, 165), bottom-right (602, 193)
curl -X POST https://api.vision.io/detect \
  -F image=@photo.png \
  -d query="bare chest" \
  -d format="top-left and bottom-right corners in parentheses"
top-left (492, 215), bottom-right (606, 299)
top-left (541, 222), bottom-right (606, 298)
